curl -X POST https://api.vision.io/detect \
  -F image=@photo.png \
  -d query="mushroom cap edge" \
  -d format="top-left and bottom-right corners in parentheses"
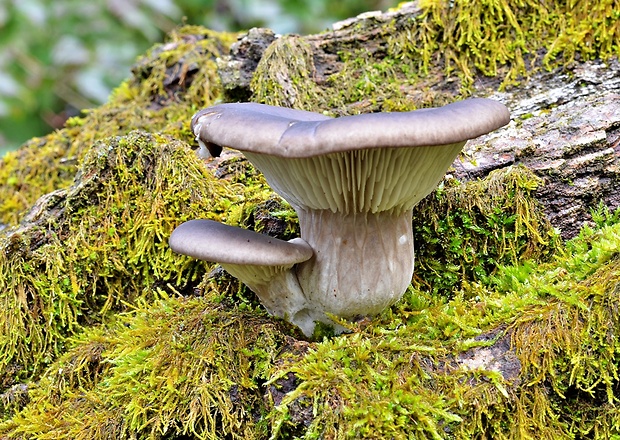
top-left (191, 99), bottom-right (510, 159)
top-left (169, 219), bottom-right (313, 266)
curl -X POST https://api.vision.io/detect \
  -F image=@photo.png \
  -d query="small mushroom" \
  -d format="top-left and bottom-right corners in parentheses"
top-left (169, 219), bottom-right (319, 335)
top-left (174, 99), bottom-right (510, 336)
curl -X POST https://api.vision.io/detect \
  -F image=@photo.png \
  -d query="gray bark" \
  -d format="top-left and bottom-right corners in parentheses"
top-left (462, 59), bottom-right (620, 239)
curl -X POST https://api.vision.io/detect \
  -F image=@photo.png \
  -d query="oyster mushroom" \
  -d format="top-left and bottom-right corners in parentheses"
top-left (173, 99), bottom-right (510, 336)
top-left (169, 219), bottom-right (317, 333)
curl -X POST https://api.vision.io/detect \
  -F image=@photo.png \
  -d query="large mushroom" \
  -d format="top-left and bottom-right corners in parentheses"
top-left (171, 99), bottom-right (510, 336)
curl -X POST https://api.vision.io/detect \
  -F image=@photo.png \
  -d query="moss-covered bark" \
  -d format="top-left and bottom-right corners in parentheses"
top-left (0, 131), bottom-right (238, 388)
top-left (1, 1), bottom-right (620, 438)
top-left (3, 294), bottom-right (289, 439)
top-left (0, 27), bottom-right (237, 227)
top-left (248, 0), bottom-right (620, 114)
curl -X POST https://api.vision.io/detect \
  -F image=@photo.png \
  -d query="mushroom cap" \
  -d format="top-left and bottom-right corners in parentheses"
top-left (191, 99), bottom-right (510, 159)
top-left (192, 99), bottom-right (510, 214)
top-left (192, 104), bottom-right (331, 158)
top-left (169, 219), bottom-right (313, 266)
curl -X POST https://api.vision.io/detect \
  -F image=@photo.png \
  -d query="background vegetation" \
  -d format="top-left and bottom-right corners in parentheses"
top-left (0, 0), bottom-right (395, 156)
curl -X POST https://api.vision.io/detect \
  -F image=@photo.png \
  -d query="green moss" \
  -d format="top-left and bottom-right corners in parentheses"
top-left (1, 292), bottom-right (290, 439)
top-left (250, 36), bottom-right (329, 112)
top-left (250, 30), bottom-right (453, 114)
top-left (251, 0), bottom-right (619, 114)
top-left (268, 212), bottom-right (620, 439)
top-left (412, 165), bottom-right (560, 295)
top-left (1, 3), bottom-right (619, 437)
top-left (0, 131), bottom-right (240, 387)
top-left (2, 159), bottom-right (594, 439)
top-left (0, 27), bottom-right (237, 227)
top-left (3, 149), bottom-right (620, 438)
top-left (393, 0), bottom-right (619, 88)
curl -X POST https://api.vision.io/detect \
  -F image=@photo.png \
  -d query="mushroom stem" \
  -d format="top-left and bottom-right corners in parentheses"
top-left (220, 260), bottom-right (314, 335)
top-left (222, 259), bottom-right (350, 337)
top-left (294, 208), bottom-right (415, 320)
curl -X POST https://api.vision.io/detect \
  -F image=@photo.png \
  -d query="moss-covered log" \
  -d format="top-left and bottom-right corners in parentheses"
top-left (1, 1), bottom-right (620, 438)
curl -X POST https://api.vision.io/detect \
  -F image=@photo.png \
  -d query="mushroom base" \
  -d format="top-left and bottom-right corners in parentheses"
top-left (221, 260), bottom-right (348, 337)
top-left (221, 262), bottom-right (319, 336)
top-left (294, 209), bottom-right (415, 325)
top-left (208, 210), bottom-right (416, 337)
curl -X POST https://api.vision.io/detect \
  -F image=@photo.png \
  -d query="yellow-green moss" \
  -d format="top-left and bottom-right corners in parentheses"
top-left (1, 291), bottom-right (290, 439)
top-left (0, 27), bottom-right (237, 227)
top-left (412, 165), bottom-right (560, 295)
top-left (268, 214), bottom-right (620, 439)
top-left (252, 0), bottom-right (620, 113)
top-left (250, 31), bottom-right (443, 115)
top-left (0, 131), bottom-right (241, 387)
top-left (4, 212), bottom-right (619, 439)
top-left (396, 0), bottom-right (620, 89)
top-left (250, 36), bottom-right (329, 112)
top-left (1, 2), bottom-right (620, 438)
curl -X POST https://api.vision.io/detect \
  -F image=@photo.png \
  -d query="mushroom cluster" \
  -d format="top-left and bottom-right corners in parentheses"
top-left (170, 99), bottom-right (510, 336)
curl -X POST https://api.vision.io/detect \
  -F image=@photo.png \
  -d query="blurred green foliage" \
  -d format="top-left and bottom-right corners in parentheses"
top-left (0, 0), bottom-right (394, 155)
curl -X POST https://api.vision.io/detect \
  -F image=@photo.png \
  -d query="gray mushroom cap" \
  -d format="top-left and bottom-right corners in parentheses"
top-left (192, 99), bottom-right (511, 215)
top-left (191, 99), bottom-right (510, 159)
top-left (169, 219), bottom-right (313, 266)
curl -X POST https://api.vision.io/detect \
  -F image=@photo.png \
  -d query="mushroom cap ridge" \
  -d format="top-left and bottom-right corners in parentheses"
top-left (169, 219), bottom-right (313, 266)
top-left (191, 99), bottom-right (510, 159)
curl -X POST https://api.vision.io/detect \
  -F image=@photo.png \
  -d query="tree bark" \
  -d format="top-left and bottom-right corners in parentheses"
top-left (459, 60), bottom-right (620, 239)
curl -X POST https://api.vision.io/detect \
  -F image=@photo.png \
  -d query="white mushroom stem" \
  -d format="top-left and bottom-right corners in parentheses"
top-left (236, 144), bottom-right (463, 333)
top-left (220, 258), bottom-right (314, 335)
top-left (293, 208), bottom-right (415, 320)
